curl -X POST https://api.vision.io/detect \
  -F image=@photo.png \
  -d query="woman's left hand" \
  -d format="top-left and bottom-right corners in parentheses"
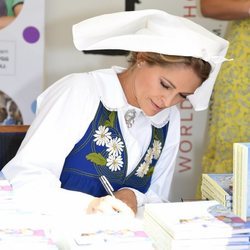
top-left (114, 189), bottom-right (137, 214)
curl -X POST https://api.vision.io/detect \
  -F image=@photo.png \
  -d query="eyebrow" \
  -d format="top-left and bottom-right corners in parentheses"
top-left (162, 77), bottom-right (194, 95)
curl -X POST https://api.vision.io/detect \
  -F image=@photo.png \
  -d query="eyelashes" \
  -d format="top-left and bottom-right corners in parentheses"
top-left (179, 93), bottom-right (187, 99)
top-left (160, 81), bottom-right (187, 99)
top-left (160, 81), bottom-right (170, 89)
top-left (160, 79), bottom-right (191, 100)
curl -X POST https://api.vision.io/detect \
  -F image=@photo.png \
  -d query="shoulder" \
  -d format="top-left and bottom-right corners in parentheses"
top-left (42, 73), bottom-right (97, 97)
top-left (36, 72), bottom-right (99, 112)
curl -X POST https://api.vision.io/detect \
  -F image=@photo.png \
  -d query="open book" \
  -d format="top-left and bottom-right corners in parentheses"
top-left (73, 213), bottom-right (154, 250)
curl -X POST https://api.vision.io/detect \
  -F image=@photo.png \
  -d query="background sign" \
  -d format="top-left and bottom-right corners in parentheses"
top-left (1, 0), bottom-right (228, 201)
top-left (0, 0), bottom-right (44, 125)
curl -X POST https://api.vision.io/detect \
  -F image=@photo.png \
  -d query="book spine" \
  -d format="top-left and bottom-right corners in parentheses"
top-left (144, 212), bottom-right (173, 250)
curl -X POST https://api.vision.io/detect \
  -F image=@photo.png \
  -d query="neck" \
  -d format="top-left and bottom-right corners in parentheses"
top-left (118, 69), bottom-right (138, 107)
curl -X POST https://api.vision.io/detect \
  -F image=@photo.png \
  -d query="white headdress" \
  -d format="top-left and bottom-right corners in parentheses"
top-left (72, 9), bottom-right (229, 111)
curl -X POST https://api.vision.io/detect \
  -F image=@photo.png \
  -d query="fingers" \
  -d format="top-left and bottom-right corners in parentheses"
top-left (87, 196), bottom-right (135, 217)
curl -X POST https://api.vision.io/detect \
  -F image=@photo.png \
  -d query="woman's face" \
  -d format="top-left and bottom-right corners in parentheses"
top-left (130, 62), bottom-right (202, 116)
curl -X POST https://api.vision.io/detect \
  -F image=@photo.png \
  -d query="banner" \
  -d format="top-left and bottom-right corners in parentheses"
top-left (0, 0), bottom-right (44, 125)
top-left (123, 0), bottom-right (228, 201)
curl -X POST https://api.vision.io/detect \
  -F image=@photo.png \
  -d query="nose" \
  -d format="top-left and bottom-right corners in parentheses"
top-left (161, 91), bottom-right (180, 108)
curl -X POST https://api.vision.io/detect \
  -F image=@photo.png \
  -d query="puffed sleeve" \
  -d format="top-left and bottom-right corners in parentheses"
top-left (2, 73), bottom-right (100, 216)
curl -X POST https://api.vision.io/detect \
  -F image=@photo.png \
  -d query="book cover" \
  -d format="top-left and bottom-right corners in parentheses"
top-left (144, 200), bottom-right (250, 240)
top-left (233, 142), bottom-right (250, 221)
top-left (73, 213), bottom-right (154, 250)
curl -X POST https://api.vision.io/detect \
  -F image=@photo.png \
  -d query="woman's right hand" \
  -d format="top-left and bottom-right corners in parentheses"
top-left (87, 195), bottom-right (135, 217)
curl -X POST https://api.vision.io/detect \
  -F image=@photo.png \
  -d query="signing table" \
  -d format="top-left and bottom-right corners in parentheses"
top-left (0, 172), bottom-right (154, 250)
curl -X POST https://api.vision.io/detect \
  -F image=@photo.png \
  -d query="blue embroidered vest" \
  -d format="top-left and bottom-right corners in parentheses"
top-left (60, 102), bottom-right (169, 197)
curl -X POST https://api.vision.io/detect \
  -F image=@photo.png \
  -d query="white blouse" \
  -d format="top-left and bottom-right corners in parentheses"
top-left (2, 67), bottom-right (180, 216)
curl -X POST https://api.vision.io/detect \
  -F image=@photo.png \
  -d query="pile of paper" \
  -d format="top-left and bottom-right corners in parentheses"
top-left (0, 173), bottom-right (58, 250)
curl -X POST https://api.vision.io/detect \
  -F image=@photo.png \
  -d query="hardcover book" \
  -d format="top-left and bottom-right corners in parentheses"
top-left (201, 173), bottom-right (233, 210)
top-left (201, 183), bottom-right (232, 210)
top-left (144, 200), bottom-right (250, 241)
top-left (233, 142), bottom-right (250, 221)
top-left (202, 173), bottom-right (233, 198)
top-left (144, 211), bottom-right (250, 250)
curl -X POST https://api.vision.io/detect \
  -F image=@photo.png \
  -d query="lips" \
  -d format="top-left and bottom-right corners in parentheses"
top-left (151, 100), bottom-right (162, 111)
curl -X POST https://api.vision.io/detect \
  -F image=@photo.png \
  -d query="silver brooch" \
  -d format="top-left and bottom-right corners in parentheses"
top-left (124, 109), bottom-right (136, 128)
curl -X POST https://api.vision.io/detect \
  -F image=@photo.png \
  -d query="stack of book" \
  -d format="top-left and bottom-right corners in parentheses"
top-left (0, 173), bottom-right (58, 250)
top-left (201, 173), bottom-right (233, 210)
top-left (144, 200), bottom-right (250, 250)
top-left (233, 142), bottom-right (250, 221)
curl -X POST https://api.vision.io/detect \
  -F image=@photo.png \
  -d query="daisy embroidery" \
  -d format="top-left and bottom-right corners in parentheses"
top-left (93, 125), bottom-right (112, 146)
top-left (145, 147), bottom-right (154, 164)
top-left (152, 140), bottom-right (162, 159)
top-left (106, 137), bottom-right (124, 157)
top-left (106, 154), bottom-right (123, 171)
top-left (136, 162), bottom-right (150, 178)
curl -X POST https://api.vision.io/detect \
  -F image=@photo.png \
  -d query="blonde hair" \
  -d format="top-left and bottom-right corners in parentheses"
top-left (128, 52), bottom-right (212, 83)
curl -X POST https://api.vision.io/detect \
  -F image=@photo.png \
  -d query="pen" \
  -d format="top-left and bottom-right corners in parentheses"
top-left (99, 175), bottom-right (115, 198)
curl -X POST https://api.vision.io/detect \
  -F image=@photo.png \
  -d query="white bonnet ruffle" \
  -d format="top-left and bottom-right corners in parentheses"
top-left (72, 9), bottom-right (230, 111)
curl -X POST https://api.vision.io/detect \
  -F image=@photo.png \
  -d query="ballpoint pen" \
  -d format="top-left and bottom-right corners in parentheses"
top-left (99, 175), bottom-right (115, 198)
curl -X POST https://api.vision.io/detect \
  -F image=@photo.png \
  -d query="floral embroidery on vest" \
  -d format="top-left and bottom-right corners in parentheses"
top-left (60, 102), bottom-right (168, 195)
top-left (89, 125), bottom-right (125, 171)
top-left (135, 139), bottom-right (162, 178)
top-left (86, 108), bottom-right (163, 179)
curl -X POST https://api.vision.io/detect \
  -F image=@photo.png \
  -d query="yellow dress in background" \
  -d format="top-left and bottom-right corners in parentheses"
top-left (202, 18), bottom-right (250, 174)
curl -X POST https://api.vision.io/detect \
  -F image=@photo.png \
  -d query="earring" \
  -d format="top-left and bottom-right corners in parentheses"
top-left (137, 61), bottom-right (144, 68)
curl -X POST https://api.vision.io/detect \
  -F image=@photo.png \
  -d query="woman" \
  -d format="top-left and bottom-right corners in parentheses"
top-left (2, 9), bottom-right (229, 216)
top-left (200, 0), bottom-right (250, 175)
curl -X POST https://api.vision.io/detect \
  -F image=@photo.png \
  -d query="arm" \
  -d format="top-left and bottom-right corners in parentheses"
top-left (13, 3), bottom-right (23, 16)
top-left (2, 74), bottom-right (101, 216)
top-left (200, 0), bottom-right (250, 20)
top-left (3, 73), bottom-right (134, 217)
top-left (121, 107), bottom-right (180, 208)
top-left (0, 16), bottom-right (15, 29)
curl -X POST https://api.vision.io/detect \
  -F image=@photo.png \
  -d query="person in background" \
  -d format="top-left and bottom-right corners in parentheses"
top-left (0, 106), bottom-right (7, 124)
top-left (0, 0), bottom-right (24, 29)
top-left (0, 0), bottom-right (7, 16)
top-left (200, 0), bottom-right (250, 176)
top-left (2, 9), bottom-right (229, 217)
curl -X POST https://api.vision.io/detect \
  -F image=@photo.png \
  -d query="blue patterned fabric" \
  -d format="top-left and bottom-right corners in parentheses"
top-left (60, 102), bottom-right (169, 197)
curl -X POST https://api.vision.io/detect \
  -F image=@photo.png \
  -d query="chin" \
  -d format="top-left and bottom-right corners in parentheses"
top-left (144, 110), bottom-right (159, 117)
